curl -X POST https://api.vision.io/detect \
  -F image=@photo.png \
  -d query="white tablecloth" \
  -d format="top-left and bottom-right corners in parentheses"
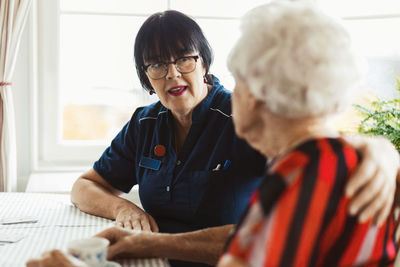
top-left (0, 193), bottom-right (170, 267)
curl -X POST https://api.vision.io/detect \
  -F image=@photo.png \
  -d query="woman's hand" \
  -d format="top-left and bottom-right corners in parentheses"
top-left (344, 136), bottom-right (399, 225)
top-left (95, 226), bottom-right (156, 260)
top-left (26, 250), bottom-right (87, 267)
top-left (114, 204), bottom-right (159, 232)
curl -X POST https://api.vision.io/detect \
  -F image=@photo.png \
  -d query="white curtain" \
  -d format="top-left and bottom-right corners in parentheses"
top-left (0, 0), bottom-right (32, 191)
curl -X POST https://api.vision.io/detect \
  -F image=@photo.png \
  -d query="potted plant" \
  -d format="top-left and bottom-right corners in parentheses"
top-left (354, 77), bottom-right (400, 150)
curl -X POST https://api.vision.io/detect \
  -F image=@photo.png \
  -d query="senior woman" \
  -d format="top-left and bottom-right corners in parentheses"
top-left (27, 8), bottom-right (399, 267)
top-left (219, 1), bottom-right (399, 266)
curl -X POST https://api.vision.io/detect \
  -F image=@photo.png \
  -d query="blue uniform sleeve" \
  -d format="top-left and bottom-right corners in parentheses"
top-left (93, 114), bottom-right (138, 193)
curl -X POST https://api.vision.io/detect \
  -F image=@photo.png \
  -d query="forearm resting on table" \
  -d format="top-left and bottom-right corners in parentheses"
top-left (71, 177), bottom-right (133, 220)
top-left (145, 224), bottom-right (234, 265)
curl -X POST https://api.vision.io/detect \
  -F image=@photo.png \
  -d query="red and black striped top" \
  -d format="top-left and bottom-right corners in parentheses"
top-left (224, 138), bottom-right (398, 266)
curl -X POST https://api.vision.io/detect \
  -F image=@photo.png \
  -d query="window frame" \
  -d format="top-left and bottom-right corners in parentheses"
top-left (35, 0), bottom-right (400, 170)
top-left (38, 0), bottom-right (99, 167)
top-left (36, 0), bottom-right (166, 168)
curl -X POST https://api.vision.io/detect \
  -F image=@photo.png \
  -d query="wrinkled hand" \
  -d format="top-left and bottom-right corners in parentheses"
top-left (95, 226), bottom-right (156, 260)
top-left (26, 250), bottom-right (87, 267)
top-left (114, 204), bottom-right (159, 232)
top-left (345, 136), bottom-right (399, 225)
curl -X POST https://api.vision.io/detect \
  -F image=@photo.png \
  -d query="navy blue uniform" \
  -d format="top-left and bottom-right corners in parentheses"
top-left (94, 76), bottom-right (266, 235)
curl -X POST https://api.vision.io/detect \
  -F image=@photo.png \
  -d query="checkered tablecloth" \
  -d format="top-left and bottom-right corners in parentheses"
top-left (0, 193), bottom-right (169, 267)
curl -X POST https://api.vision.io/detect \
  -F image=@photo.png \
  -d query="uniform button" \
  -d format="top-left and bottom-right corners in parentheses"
top-left (166, 186), bottom-right (170, 192)
top-left (176, 160), bottom-right (181, 166)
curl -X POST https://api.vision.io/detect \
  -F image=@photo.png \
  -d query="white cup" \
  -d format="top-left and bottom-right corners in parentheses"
top-left (67, 237), bottom-right (110, 267)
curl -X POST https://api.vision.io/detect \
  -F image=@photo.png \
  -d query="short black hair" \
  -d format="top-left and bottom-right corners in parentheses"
top-left (134, 10), bottom-right (214, 92)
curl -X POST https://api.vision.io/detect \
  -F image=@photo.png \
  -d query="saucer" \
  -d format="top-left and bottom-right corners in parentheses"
top-left (103, 261), bottom-right (122, 267)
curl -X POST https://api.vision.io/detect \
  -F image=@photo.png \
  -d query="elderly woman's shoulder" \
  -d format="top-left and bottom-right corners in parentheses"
top-left (293, 137), bottom-right (358, 157)
top-left (284, 137), bottom-right (360, 170)
top-left (270, 137), bottom-right (360, 180)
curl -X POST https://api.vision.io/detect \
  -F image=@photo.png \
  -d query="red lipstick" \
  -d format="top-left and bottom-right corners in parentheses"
top-left (168, 85), bottom-right (187, 96)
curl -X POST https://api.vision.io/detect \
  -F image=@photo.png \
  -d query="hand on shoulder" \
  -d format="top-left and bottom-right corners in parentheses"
top-left (344, 135), bottom-right (399, 225)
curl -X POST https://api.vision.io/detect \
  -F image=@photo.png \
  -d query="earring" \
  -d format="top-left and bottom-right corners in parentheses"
top-left (203, 76), bottom-right (207, 84)
top-left (149, 90), bottom-right (154, 95)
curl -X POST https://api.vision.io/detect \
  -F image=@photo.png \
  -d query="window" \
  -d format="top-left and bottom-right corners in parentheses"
top-left (36, 0), bottom-right (400, 168)
top-left (318, 0), bottom-right (400, 99)
top-left (37, 0), bottom-right (271, 168)
top-left (317, 0), bottom-right (400, 132)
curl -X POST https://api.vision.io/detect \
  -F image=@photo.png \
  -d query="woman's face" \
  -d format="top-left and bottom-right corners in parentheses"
top-left (145, 53), bottom-right (208, 117)
top-left (232, 79), bottom-right (259, 140)
top-left (232, 80), bottom-right (278, 156)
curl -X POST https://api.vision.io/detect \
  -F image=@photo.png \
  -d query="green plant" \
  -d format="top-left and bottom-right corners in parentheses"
top-left (354, 77), bottom-right (400, 150)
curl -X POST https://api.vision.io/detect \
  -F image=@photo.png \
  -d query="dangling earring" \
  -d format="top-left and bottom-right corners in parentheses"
top-left (149, 90), bottom-right (155, 95)
top-left (203, 76), bottom-right (207, 84)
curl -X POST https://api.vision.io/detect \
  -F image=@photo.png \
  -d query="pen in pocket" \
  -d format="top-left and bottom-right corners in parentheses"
top-left (212, 160), bottom-right (231, 171)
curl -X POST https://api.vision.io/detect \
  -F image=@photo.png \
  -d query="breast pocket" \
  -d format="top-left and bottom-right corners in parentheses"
top-left (188, 170), bottom-right (237, 226)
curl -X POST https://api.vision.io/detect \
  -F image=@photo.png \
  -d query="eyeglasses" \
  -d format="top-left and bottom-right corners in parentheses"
top-left (143, 55), bottom-right (199, 80)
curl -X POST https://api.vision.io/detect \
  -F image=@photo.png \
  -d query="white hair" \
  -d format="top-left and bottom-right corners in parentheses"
top-left (227, 0), bottom-right (366, 118)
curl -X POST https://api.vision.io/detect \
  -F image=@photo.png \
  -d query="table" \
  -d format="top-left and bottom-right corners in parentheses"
top-left (0, 193), bottom-right (170, 267)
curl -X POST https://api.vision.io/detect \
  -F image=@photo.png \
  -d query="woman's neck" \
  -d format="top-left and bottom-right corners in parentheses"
top-left (254, 116), bottom-right (339, 159)
top-left (170, 84), bottom-right (212, 155)
top-left (172, 113), bottom-right (192, 155)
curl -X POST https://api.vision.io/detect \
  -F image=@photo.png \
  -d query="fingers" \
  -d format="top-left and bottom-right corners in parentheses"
top-left (141, 220), bottom-right (151, 232)
top-left (95, 226), bottom-right (133, 242)
top-left (114, 205), bottom-right (158, 232)
top-left (51, 250), bottom-right (88, 267)
top-left (26, 259), bottom-right (40, 267)
top-left (117, 218), bottom-right (142, 230)
top-left (124, 220), bottom-right (135, 230)
top-left (26, 250), bottom-right (85, 267)
top-left (372, 180), bottom-right (394, 225)
top-left (348, 169), bottom-right (396, 226)
top-left (345, 158), bottom-right (376, 197)
top-left (116, 216), bottom-right (154, 231)
top-left (357, 181), bottom-right (388, 222)
top-left (148, 215), bottom-right (159, 233)
top-left (107, 241), bottom-right (126, 260)
top-left (375, 193), bottom-right (393, 226)
top-left (348, 170), bottom-right (383, 217)
top-left (345, 137), bottom-right (397, 224)
top-left (95, 228), bottom-right (119, 244)
top-left (115, 219), bottom-right (136, 230)
top-left (107, 244), bottom-right (118, 260)
top-left (105, 231), bottom-right (132, 260)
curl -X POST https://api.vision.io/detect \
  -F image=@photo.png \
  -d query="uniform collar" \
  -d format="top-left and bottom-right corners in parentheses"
top-left (161, 75), bottom-right (223, 124)
top-left (191, 75), bottom-right (222, 123)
